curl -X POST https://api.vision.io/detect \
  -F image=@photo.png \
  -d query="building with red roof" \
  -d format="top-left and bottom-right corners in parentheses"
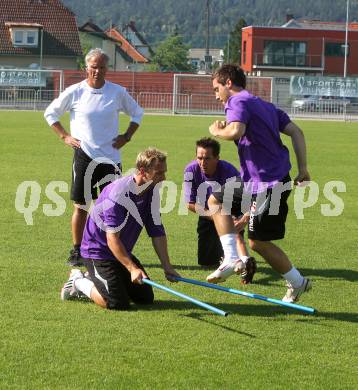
top-left (0, 0), bottom-right (82, 69)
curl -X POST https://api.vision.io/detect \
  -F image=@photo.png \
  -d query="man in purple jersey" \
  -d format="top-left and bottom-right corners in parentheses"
top-left (60, 148), bottom-right (180, 310)
top-left (184, 138), bottom-right (256, 281)
top-left (206, 64), bottom-right (312, 303)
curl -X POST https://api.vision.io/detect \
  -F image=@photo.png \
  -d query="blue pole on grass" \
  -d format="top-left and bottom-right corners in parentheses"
top-left (142, 279), bottom-right (229, 317)
top-left (174, 277), bottom-right (315, 314)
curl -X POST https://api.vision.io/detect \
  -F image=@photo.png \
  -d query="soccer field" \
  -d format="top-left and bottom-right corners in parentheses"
top-left (1, 111), bottom-right (357, 389)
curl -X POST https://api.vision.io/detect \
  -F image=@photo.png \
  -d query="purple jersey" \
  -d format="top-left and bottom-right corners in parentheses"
top-left (81, 175), bottom-right (165, 260)
top-left (225, 90), bottom-right (291, 193)
top-left (184, 159), bottom-right (239, 208)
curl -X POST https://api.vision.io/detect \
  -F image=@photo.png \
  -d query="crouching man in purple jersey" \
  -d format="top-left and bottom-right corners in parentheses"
top-left (206, 64), bottom-right (312, 303)
top-left (60, 148), bottom-right (181, 310)
top-left (184, 137), bottom-right (256, 281)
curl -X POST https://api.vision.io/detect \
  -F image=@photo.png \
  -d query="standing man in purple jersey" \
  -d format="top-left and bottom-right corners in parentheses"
top-left (60, 148), bottom-right (180, 311)
top-left (206, 64), bottom-right (312, 303)
top-left (184, 137), bottom-right (256, 282)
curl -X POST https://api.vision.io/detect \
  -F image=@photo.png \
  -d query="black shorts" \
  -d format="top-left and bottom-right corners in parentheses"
top-left (212, 175), bottom-right (292, 241)
top-left (71, 148), bottom-right (121, 204)
top-left (197, 217), bottom-right (223, 266)
top-left (82, 255), bottom-right (154, 310)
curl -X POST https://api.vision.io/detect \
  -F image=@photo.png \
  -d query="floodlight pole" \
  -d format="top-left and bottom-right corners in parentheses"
top-left (344, 0), bottom-right (349, 78)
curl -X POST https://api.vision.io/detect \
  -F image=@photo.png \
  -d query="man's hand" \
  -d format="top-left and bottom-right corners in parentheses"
top-left (294, 168), bottom-right (311, 186)
top-left (112, 134), bottom-right (128, 149)
top-left (130, 268), bottom-right (148, 284)
top-left (209, 120), bottom-right (226, 136)
top-left (63, 134), bottom-right (80, 148)
top-left (163, 266), bottom-right (181, 283)
top-left (232, 213), bottom-right (249, 232)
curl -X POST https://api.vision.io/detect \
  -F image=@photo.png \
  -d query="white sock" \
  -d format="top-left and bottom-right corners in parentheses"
top-left (240, 255), bottom-right (249, 264)
top-left (220, 234), bottom-right (239, 262)
top-left (75, 278), bottom-right (94, 298)
top-left (283, 267), bottom-right (304, 288)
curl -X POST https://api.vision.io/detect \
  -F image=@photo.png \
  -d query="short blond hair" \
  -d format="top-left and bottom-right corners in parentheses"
top-left (136, 147), bottom-right (167, 171)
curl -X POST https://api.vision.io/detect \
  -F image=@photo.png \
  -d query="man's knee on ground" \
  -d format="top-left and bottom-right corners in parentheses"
top-left (132, 294), bottom-right (154, 305)
top-left (106, 294), bottom-right (131, 311)
top-left (131, 286), bottom-right (154, 305)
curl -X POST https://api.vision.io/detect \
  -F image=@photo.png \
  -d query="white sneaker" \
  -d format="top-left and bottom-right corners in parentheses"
top-left (60, 269), bottom-right (84, 301)
top-left (282, 278), bottom-right (312, 303)
top-left (206, 259), bottom-right (244, 284)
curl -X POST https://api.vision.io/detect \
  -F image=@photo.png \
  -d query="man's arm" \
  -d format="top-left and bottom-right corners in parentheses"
top-left (281, 122), bottom-right (311, 184)
top-left (187, 202), bottom-right (213, 219)
top-left (112, 90), bottom-right (144, 149)
top-left (50, 121), bottom-right (81, 148)
top-left (106, 232), bottom-right (147, 284)
top-left (209, 120), bottom-right (246, 140)
top-left (44, 89), bottom-right (80, 148)
top-left (151, 236), bottom-right (181, 282)
top-left (112, 121), bottom-right (140, 149)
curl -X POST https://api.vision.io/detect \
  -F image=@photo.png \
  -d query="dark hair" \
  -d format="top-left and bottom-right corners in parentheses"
top-left (196, 137), bottom-right (220, 157)
top-left (212, 64), bottom-right (246, 89)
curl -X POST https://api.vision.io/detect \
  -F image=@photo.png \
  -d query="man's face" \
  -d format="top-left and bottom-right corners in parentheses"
top-left (143, 161), bottom-right (167, 186)
top-left (86, 55), bottom-right (108, 85)
top-left (212, 78), bottom-right (230, 104)
top-left (196, 146), bottom-right (219, 177)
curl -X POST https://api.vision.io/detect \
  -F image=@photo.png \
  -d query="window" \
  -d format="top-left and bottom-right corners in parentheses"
top-left (11, 29), bottom-right (39, 47)
top-left (263, 40), bottom-right (306, 66)
top-left (325, 42), bottom-right (349, 57)
top-left (27, 31), bottom-right (36, 45)
top-left (14, 31), bottom-right (25, 44)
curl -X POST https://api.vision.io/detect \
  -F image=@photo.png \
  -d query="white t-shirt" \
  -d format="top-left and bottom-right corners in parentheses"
top-left (44, 80), bottom-right (144, 163)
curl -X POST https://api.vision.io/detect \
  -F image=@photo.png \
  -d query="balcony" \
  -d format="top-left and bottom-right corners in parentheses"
top-left (253, 52), bottom-right (323, 70)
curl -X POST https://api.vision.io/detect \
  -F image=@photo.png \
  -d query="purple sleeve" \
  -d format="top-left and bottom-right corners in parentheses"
top-left (227, 163), bottom-right (240, 178)
top-left (276, 108), bottom-right (291, 132)
top-left (145, 188), bottom-right (166, 237)
top-left (225, 98), bottom-right (250, 124)
top-left (144, 209), bottom-right (166, 237)
top-left (102, 200), bottom-right (127, 230)
top-left (183, 164), bottom-right (197, 203)
top-left (145, 221), bottom-right (166, 238)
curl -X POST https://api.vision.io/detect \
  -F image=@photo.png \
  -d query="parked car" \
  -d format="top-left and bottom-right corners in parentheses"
top-left (292, 95), bottom-right (351, 113)
top-left (291, 95), bottom-right (319, 111)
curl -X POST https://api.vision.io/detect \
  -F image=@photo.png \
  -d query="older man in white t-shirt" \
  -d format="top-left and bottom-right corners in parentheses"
top-left (44, 48), bottom-right (143, 266)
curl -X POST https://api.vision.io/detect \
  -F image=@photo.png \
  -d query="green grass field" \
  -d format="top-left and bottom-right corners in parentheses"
top-left (1, 111), bottom-right (357, 389)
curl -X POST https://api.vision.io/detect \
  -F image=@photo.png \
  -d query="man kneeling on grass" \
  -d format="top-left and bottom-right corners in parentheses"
top-left (60, 147), bottom-right (181, 310)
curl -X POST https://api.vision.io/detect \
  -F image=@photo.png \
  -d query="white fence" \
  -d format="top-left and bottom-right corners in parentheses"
top-left (0, 88), bottom-right (57, 111)
top-left (1, 87), bottom-right (358, 120)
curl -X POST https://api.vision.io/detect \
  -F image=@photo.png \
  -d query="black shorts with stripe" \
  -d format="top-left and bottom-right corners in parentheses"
top-left (82, 255), bottom-right (154, 310)
top-left (71, 148), bottom-right (121, 204)
top-left (212, 175), bottom-right (292, 241)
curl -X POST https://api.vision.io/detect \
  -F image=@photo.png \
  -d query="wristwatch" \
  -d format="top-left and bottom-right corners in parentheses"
top-left (124, 132), bottom-right (131, 142)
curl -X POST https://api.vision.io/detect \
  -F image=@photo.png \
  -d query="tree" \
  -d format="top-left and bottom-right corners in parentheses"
top-left (77, 34), bottom-right (93, 70)
top-left (149, 34), bottom-right (193, 72)
top-left (224, 18), bottom-right (247, 64)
